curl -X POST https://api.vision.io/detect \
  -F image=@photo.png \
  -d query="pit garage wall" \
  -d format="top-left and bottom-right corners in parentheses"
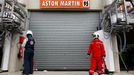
top-left (24, 0), bottom-right (110, 10)
top-left (18, 0), bottom-right (115, 10)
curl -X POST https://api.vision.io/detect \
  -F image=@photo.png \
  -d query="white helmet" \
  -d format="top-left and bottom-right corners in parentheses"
top-left (92, 32), bottom-right (99, 39)
top-left (26, 30), bottom-right (33, 35)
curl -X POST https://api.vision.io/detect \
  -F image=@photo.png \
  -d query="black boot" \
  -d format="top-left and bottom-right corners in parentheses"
top-left (98, 74), bottom-right (101, 75)
top-left (89, 73), bottom-right (93, 75)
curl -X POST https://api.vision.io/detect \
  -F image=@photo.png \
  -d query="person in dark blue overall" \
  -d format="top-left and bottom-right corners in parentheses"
top-left (23, 30), bottom-right (35, 75)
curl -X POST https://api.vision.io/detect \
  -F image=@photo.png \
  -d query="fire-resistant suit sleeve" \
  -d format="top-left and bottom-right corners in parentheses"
top-left (87, 43), bottom-right (92, 55)
top-left (100, 42), bottom-right (106, 57)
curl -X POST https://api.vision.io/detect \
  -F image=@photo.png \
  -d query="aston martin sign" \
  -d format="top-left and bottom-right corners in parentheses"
top-left (40, 0), bottom-right (90, 8)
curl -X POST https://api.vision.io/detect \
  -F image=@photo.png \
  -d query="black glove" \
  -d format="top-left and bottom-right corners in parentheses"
top-left (87, 53), bottom-right (90, 56)
top-left (102, 56), bottom-right (105, 60)
top-left (17, 53), bottom-right (21, 59)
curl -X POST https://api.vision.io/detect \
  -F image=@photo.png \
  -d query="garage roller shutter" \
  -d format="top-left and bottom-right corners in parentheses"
top-left (29, 12), bottom-right (99, 70)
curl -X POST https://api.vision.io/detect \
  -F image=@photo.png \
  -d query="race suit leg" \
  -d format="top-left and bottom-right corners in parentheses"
top-left (97, 57), bottom-right (103, 74)
top-left (89, 57), bottom-right (97, 75)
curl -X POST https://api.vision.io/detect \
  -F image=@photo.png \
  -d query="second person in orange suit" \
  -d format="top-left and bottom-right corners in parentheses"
top-left (87, 32), bottom-right (106, 75)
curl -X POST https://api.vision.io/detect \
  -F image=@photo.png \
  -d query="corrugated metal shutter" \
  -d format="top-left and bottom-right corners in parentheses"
top-left (29, 12), bottom-right (99, 70)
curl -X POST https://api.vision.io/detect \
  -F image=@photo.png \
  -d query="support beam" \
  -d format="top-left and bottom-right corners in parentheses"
top-left (8, 33), bottom-right (22, 72)
top-left (112, 34), bottom-right (120, 73)
top-left (1, 32), bottom-right (12, 71)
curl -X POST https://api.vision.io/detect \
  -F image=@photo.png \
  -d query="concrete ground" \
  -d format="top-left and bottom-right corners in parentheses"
top-left (0, 71), bottom-right (134, 75)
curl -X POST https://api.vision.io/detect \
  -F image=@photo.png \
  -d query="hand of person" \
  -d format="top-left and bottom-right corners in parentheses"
top-left (87, 53), bottom-right (90, 56)
top-left (102, 56), bottom-right (105, 60)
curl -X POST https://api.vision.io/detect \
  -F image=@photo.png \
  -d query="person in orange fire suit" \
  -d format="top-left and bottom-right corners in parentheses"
top-left (87, 32), bottom-right (106, 75)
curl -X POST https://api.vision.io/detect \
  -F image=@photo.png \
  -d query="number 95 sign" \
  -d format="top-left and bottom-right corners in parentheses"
top-left (83, 0), bottom-right (90, 8)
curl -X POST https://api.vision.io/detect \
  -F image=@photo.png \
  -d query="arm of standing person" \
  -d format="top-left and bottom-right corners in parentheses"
top-left (21, 38), bottom-right (27, 59)
top-left (87, 43), bottom-right (92, 56)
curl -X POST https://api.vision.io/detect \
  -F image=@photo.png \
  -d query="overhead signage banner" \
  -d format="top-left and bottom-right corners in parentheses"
top-left (40, 0), bottom-right (90, 9)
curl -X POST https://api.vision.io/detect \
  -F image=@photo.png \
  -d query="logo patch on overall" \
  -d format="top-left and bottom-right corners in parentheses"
top-left (98, 46), bottom-right (101, 48)
top-left (30, 41), bottom-right (34, 45)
